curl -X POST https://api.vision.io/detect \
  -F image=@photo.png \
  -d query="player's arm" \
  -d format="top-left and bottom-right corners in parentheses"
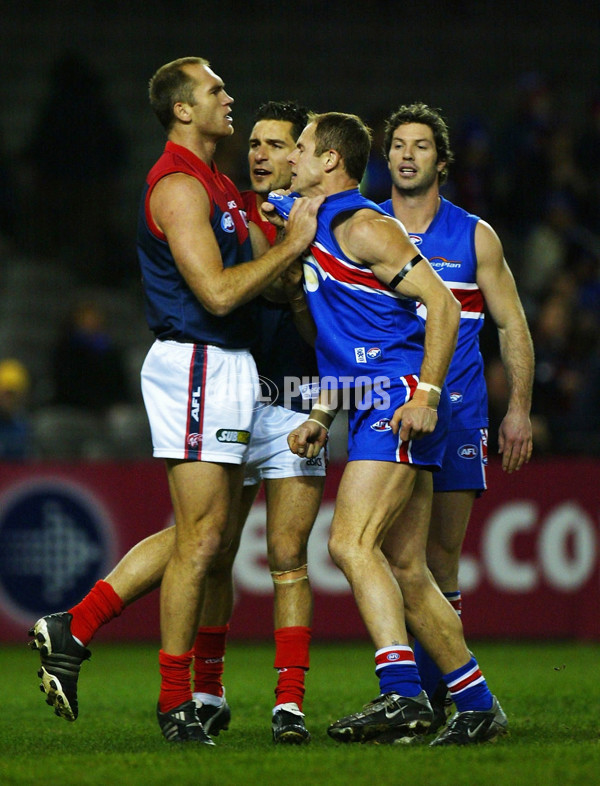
top-left (248, 219), bottom-right (270, 258)
top-left (476, 220), bottom-right (534, 472)
top-left (343, 211), bottom-right (460, 441)
top-left (150, 173), bottom-right (322, 316)
top-left (279, 258), bottom-right (317, 346)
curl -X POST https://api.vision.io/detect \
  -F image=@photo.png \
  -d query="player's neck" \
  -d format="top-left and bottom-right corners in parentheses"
top-left (390, 186), bottom-right (440, 234)
top-left (169, 127), bottom-right (218, 166)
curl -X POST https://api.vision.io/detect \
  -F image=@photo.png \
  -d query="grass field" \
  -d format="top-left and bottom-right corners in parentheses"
top-left (1, 639), bottom-right (599, 785)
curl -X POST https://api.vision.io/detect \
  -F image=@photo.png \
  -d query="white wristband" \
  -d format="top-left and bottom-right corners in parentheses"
top-left (416, 382), bottom-right (442, 395)
top-left (306, 418), bottom-right (329, 433)
top-left (311, 402), bottom-right (338, 414)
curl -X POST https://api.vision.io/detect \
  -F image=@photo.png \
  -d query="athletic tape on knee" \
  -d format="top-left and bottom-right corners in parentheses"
top-left (271, 563), bottom-right (308, 585)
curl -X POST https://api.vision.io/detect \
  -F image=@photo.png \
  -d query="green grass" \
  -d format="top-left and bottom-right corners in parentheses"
top-left (1, 640), bottom-right (599, 785)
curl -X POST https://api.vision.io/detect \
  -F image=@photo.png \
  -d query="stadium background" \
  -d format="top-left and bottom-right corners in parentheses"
top-left (0, 1), bottom-right (598, 642)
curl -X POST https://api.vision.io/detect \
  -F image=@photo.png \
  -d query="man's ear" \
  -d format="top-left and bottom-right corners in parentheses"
top-left (173, 102), bottom-right (192, 124)
top-left (323, 148), bottom-right (340, 172)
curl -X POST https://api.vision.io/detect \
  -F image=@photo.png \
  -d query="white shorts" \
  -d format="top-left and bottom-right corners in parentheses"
top-left (243, 403), bottom-right (328, 485)
top-left (141, 340), bottom-right (259, 463)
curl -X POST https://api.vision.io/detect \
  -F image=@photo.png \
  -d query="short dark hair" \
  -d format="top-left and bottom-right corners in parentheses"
top-left (148, 56), bottom-right (209, 131)
top-left (383, 103), bottom-right (454, 184)
top-left (253, 100), bottom-right (310, 143)
top-left (310, 112), bottom-right (372, 182)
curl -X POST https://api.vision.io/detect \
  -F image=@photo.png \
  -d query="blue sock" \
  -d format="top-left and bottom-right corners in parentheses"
top-left (375, 646), bottom-right (422, 698)
top-left (443, 656), bottom-right (493, 712)
top-left (413, 638), bottom-right (443, 699)
top-left (414, 591), bottom-right (462, 699)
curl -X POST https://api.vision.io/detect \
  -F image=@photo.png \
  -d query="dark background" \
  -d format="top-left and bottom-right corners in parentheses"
top-left (0, 0), bottom-right (599, 459)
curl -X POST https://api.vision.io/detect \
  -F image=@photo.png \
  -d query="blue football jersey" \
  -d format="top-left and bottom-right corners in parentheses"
top-left (298, 189), bottom-right (426, 391)
top-left (380, 196), bottom-right (487, 429)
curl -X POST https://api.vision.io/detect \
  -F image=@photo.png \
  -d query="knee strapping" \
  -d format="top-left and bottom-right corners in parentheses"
top-left (271, 563), bottom-right (308, 585)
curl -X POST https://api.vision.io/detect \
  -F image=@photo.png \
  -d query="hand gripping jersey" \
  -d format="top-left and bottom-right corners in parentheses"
top-left (137, 141), bottom-right (256, 348)
top-left (242, 191), bottom-right (319, 412)
top-left (379, 196), bottom-right (487, 429)
top-left (269, 189), bottom-right (426, 389)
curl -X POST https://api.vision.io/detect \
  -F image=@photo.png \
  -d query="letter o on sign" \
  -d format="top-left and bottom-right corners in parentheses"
top-left (539, 503), bottom-right (597, 590)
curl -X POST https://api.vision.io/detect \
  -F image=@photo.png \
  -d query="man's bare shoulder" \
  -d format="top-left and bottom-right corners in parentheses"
top-left (152, 171), bottom-right (208, 200)
top-left (343, 208), bottom-right (407, 259)
top-left (150, 172), bottom-right (211, 234)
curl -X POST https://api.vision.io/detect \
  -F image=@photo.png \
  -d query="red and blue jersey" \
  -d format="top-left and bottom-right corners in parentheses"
top-left (380, 196), bottom-right (487, 429)
top-left (137, 141), bottom-right (256, 348)
top-left (301, 189), bottom-right (426, 389)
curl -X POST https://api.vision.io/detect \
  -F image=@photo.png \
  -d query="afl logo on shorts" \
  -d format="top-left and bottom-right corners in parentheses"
top-left (409, 234), bottom-right (422, 246)
top-left (458, 444), bottom-right (478, 459)
top-left (366, 347), bottom-right (382, 360)
top-left (371, 418), bottom-right (392, 432)
top-left (450, 391), bottom-right (463, 404)
top-left (221, 212), bottom-right (235, 233)
top-left (0, 478), bottom-right (115, 623)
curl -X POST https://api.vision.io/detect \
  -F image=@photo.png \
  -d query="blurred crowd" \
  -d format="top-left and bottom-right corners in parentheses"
top-left (0, 56), bottom-right (599, 460)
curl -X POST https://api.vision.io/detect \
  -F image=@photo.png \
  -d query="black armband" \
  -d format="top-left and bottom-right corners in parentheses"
top-left (388, 254), bottom-right (424, 289)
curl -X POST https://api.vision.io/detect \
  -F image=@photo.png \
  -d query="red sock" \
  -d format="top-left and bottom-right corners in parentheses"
top-left (274, 626), bottom-right (311, 710)
top-left (158, 649), bottom-right (193, 713)
top-left (193, 625), bottom-right (228, 697)
top-left (67, 580), bottom-right (124, 646)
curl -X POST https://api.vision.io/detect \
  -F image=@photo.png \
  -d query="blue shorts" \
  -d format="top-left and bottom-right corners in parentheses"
top-left (433, 427), bottom-right (488, 493)
top-left (346, 379), bottom-right (451, 470)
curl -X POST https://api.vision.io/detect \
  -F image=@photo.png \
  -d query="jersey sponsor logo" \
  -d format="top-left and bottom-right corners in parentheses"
top-left (370, 418), bottom-right (392, 432)
top-left (450, 391), bottom-right (463, 403)
top-left (429, 256), bottom-right (461, 270)
top-left (355, 347), bottom-right (367, 363)
top-left (221, 211), bottom-right (235, 233)
top-left (216, 429), bottom-right (251, 444)
top-left (458, 444), bottom-right (478, 459)
top-left (306, 457), bottom-right (323, 467)
top-left (366, 347), bottom-right (382, 360)
top-left (187, 433), bottom-right (202, 448)
top-left (227, 200), bottom-right (238, 210)
top-left (409, 234), bottom-right (422, 246)
top-left (0, 478), bottom-right (115, 622)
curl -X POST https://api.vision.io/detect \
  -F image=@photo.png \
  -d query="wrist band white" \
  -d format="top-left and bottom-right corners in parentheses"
top-left (311, 402), bottom-right (338, 414)
top-left (416, 382), bottom-right (442, 395)
top-left (306, 417), bottom-right (329, 432)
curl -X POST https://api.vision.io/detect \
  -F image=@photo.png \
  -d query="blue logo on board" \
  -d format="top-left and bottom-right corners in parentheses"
top-left (0, 479), bottom-right (115, 622)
